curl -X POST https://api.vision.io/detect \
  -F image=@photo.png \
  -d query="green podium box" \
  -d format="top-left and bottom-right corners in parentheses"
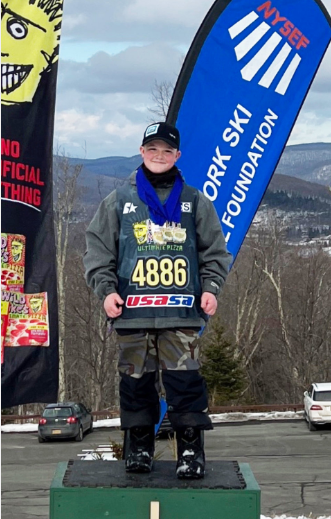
top-left (50, 460), bottom-right (260, 519)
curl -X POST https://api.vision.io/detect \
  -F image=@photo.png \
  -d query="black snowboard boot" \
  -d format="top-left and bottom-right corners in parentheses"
top-left (125, 426), bottom-right (155, 473)
top-left (176, 427), bottom-right (205, 479)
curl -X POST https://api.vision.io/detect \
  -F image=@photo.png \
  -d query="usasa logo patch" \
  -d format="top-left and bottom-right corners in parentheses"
top-left (228, 1), bottom-right (310, 95)
top-left (126, 294), bottom-right (195, 307)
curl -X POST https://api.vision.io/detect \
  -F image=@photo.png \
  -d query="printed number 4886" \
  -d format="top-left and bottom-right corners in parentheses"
top-left (131, 257), bottom-right (187, 288)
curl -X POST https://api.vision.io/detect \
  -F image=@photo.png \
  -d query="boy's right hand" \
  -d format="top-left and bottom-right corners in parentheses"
top-left (104, 293), bottom-right (124, 318)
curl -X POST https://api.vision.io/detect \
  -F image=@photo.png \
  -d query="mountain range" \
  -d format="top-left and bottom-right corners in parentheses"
top-left (62, 143), bottom-right (331, 210)
top-left (275, 142), bottom-right (331, 185)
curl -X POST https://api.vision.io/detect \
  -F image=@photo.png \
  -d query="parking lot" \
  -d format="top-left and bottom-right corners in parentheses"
top-left (1, 420), bottom-right (331, 519)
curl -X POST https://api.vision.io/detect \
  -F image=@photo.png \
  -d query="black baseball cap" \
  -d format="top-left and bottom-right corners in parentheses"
top-left (142, 122), bottom-right (180, 149)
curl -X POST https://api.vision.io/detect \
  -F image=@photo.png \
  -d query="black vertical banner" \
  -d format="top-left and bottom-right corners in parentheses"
top-left (1, 1), bottom-right (64, 407)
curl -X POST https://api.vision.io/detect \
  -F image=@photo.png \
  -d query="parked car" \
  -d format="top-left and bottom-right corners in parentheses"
top-left (304, 382), bottom-right (331, 431)
top-left (38, 402), bottom-right (93, 443)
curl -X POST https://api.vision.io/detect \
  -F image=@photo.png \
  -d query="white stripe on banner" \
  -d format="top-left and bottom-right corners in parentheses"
top-left (275, 53), bottom-right (301, 95)
top-left (241, 32), bottom-right (282, 81)
top-left (1, 197), bottom-right (42, 212)
top-left (228, 11), bottom-right (259, 39)
top-left (234, 22), bottom-right (270, 61)
top-left (259, 42), bottom-right (292, 88)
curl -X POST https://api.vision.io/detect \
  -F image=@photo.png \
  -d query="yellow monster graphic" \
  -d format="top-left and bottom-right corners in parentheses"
top-left (29, 295), bottom-right (44, 314)
top-left (133, 221), bottom-right (148, 245)
top-left (11, 237), bottom-right (24, 262)
top-left (1, 0), bottom-right (63, 105)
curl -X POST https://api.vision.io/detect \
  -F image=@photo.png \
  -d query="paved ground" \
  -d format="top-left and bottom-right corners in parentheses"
top-left (1, 420), bottom-right (331, 518)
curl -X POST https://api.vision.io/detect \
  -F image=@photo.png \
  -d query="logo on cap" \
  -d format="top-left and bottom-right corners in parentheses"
top-left (145, 124), bottom-right (160, 137)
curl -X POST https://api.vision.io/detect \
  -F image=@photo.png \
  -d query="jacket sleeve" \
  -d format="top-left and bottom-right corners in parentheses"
top-left (195, 191), bottom-right (233, 296)
top-left (83, 190), bottom-right (119, 301)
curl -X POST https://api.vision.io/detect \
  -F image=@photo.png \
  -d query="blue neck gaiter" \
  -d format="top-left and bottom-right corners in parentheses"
top-left (136, 166), bottom-right (184, 226)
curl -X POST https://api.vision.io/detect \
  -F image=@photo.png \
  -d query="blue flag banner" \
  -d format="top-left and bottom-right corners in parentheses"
top-left (167, 0), bottom-right (331, 261)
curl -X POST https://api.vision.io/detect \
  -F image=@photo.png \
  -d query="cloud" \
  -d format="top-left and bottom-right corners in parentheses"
top-left (54, 91), bottom-right (152, 158)
top-left (289, 111), bottom-right (331, 144)
top-left (122, 0), bottom-right (213, 28)
top-left (55, 0), bottom-right (331, 158)
top-left (308, 49), bottom-right (331, 94)
top-left (56, 109), bottom-right (101, 135)
top-left (61, 0), bottom-right (212, 43)
top-left (62, 13), bottom-right (87, 30)
top-left (105, 119), bottom-right (144, 140)
top-left (58, 43), bottom-right (183, 94)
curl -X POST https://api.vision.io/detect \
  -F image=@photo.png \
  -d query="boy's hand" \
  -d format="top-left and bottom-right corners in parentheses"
top-left (104, 293), bottom-right (124, 318)
top-left (201, 292), bottom-right (217, 316)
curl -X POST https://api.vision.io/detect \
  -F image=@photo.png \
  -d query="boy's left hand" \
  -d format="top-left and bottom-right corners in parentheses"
top-left (201, 292), bottom-right (217, 316)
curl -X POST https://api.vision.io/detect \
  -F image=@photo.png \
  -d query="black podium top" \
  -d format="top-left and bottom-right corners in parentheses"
top-left (63, 460), bottom-right (246, 490)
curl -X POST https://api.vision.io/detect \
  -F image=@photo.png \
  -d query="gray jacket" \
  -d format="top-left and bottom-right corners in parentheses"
top-left (84, 171), bottom-right (232, 328)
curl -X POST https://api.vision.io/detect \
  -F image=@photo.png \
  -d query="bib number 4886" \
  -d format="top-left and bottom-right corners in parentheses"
top-left (131, 257), bottom-right (188, 288)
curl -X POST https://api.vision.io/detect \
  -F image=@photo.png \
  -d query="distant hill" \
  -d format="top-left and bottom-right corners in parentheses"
top-left (262, 172), bottom-right (331, 228)
top-left (62, 141), bottom-right (331, 188)
top-left (267, 173), bottom-right (331, 201)
top-left (57, 142), bottom-right (331, 210)
top-left (275, 142), bottom-right (331, 185)
top-left (68, 155), bottom-right (141, 180)
top-left (58, 155), bottom-right (141, 206)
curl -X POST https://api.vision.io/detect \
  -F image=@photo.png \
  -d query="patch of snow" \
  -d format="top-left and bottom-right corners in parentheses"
top-left (1, 423), bottom-right (38, 433)
top-left (182, 449), bottom-right (195, 456)
top-left (1, 417), bottom-right (121, 433)
top-left (176, 463), bottom-right (190, 473)
top-left (92, 417), bottom-right (121, 428)
top-left (139, 451), bottom-right (150, 457)
top-left (78, 451), bottom-right (117, 461)
top-left (209, 410), bottom-right (304, 423)
top-left (262, 516), bottom-right (330, 519)
top-left (1, 412), bottom-right (303, 433)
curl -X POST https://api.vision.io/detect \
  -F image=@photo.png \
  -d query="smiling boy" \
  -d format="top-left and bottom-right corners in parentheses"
top-left (84, 122), bottom-right (232, 478)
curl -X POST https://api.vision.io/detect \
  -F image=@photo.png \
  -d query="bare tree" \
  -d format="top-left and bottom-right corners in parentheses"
top-left (217, 212), bottom-right (331, 404)
top-left (148, 80), bottom-right (174, 120)
top-left (53, 152), bottom-right (83, 401)
top-left (252, 216), bottom-right (331, 400)
top-left (63, 234), bottom-right (119, 410)
top-left (227, 245), bottom-right (268, 364)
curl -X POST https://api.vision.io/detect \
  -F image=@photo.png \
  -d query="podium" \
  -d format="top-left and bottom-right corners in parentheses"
top-left (50, 460), bottom-right (260, 519)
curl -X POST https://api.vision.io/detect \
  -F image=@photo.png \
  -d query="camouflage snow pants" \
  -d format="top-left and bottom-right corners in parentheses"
top-left (116, 328), bottom-right (212, 431)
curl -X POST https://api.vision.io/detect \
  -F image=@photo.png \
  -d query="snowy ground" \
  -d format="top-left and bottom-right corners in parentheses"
top-left (1, 410), bottom-right (304, 433)
top-left (261, 517), bottom-right (330, 519)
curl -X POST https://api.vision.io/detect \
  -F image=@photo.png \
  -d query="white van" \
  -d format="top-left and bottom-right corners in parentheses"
top-left (304, 382), bottom-right (331, 431)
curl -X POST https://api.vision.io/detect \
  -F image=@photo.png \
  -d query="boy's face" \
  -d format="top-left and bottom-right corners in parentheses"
top-left (140, 140), bottom-right (181, 174)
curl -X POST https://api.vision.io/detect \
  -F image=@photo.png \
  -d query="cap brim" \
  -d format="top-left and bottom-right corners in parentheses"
top-left (142, 136), bottom-right (178, 149)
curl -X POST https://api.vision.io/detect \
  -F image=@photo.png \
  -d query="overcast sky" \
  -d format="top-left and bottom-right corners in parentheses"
top-left (54, 0), bottom-right (331, 159)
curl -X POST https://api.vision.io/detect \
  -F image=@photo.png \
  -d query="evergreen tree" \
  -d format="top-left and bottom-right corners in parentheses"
top-left (201, 319), bottom-right (246, 406)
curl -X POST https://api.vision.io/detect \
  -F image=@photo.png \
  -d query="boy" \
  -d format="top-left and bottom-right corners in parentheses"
top-left (84, 122), bottom-right (232, 478)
